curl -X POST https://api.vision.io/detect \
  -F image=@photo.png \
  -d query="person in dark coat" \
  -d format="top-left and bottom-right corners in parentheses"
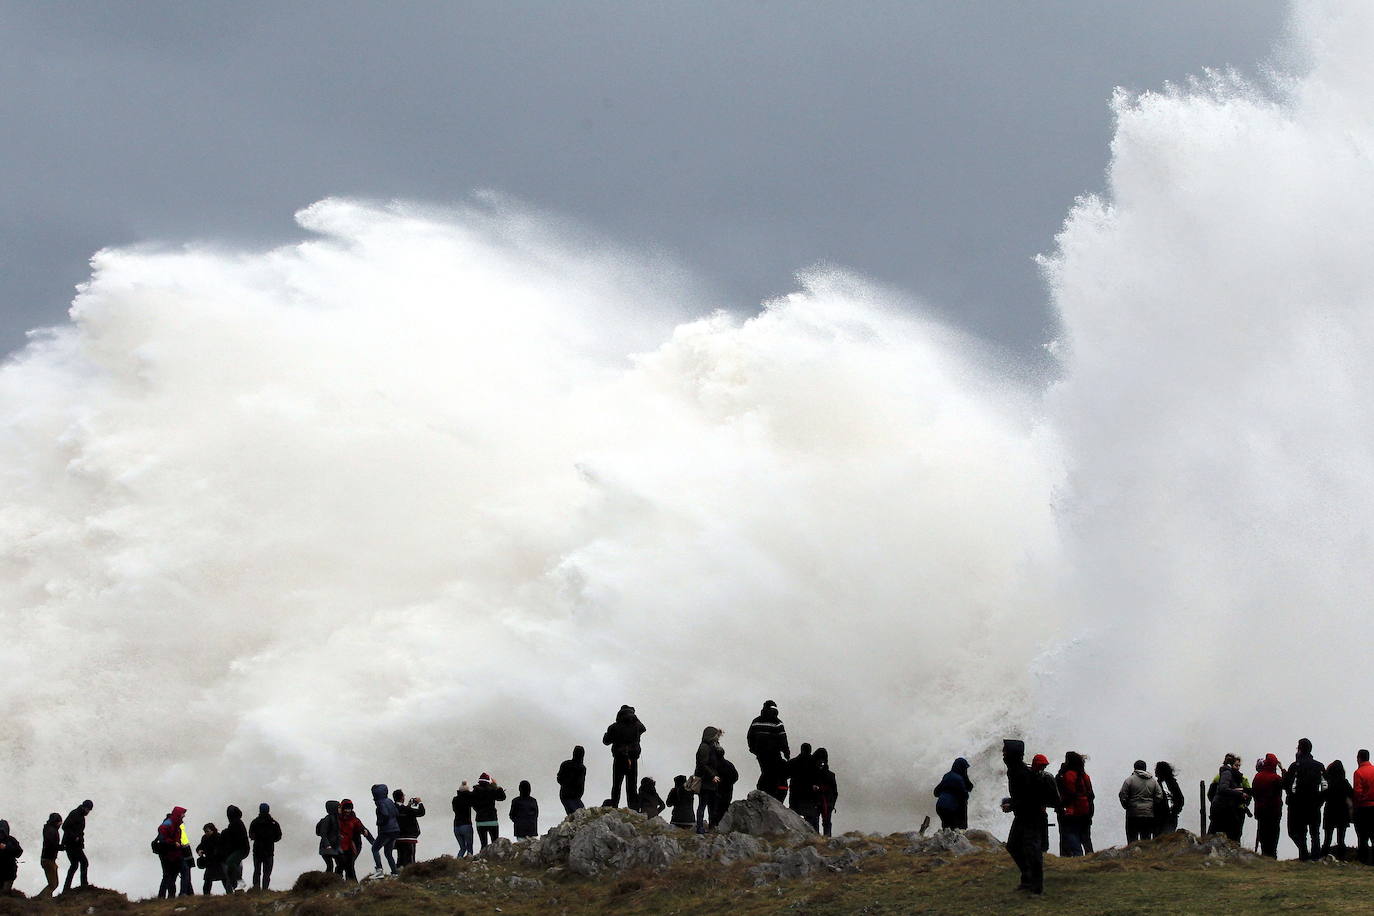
top-left (557, 746), bottom-right (588, 815)
top-left (813, 748), bottom-right (838, 837)
top-left (603, 705), bottom-right (646, 809)
top-left (1004, 739), bottom-right (1049, 895)
top-left (934, 757), bottom-right (974, 830)
top-left (713, 755), bottom-right (740, 827)
top-left (1153, 761), bottom-right (1184, 834)
top-left (694, 726), bottom-right (725, 834)
top-left (451, 783), bottom-right (474, 858)
top-left (1208, 753), bottom-right (1250, 843)
top-left (788, 744), bottom-right (819, 828)
top-left (1323, 760), bottom-right (1354, 859)
top-left (1250, 754), bottom-right (1284, 858)
top-left (40, 812), bottom-right (62, 898)
top-left (638, 777), bottom-right (665, 819)
top-left (316, 801), bottom-right (342, 874)
top-left (510, 781), bottom-right (539, 839)
top-left (156, 807), bottom-right (187, 899)
top-left (370, 784), bottom-right (401, 877)
top-left (1283, 738), bottom-right (1326, 860)
top-left (0, 820), bottom-right (23, 894)
top-left (665, 775), bottom-right (695, 830)
top-left (196, 823), bottom-right (230, 895)
top-left (470, 775), bottom-right (507, 850)
top-left (61, 800), bottom-right (93, 892)
top-left (391, 790), bottom-right (425, 867)
top-left (221, 806), bottom-right (249, 892)
top-left (249, 803), bottom-right (282, 889)
top-left (746, 700), bottom-right (791, 802)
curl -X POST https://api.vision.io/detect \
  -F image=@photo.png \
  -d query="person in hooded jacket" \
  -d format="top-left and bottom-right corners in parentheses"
top-left (249, 803), bottom-right (282, 889)
top-left (1251, 754), bottom-right (1285, 858)
top-left (1353, 749), bottom-right (1374, 864)
top-left (813, 748), bottom-right (838, 837)
top-left (336, 799), bottom-right (374, 881)
top-left (40, 812), bottom-right (62, 898)
top-left (934, 757), bottom-right (974, 831)
top-left (603, 705), bottom-right (646, 809)
top-left (788, 744), bottom-right (820, 829)
top-left (61, 800), bottom-right (93, 892)
top-left (714, 754), bottom-right (741, 827)
top-left (695, 726), bottom-right (725, 833)
top-left (746, 700), bottom-right (791, 802)
top-left (369, 784), bottom-right (401, 877)
top-left (177, 820), bottom-right (196, 896)
top-left (1003, 739), bottom-right (1052, 895)
top-left (1322, 759), bottom-right (1354, 859)
top-left (665, 775), bottom-right (695, 830)
top-left (638, 777), bottom-right (665, 819)
top-left (510, 781), bottom-right (539, 839)
top-left (196, 823), bottom-right (230, 895)
top-left (0, 821), bottom-right (23, 894)
top-left (1283, 738), bottom-right (1326, 861)
top-left (316, 801), bottom-right (342, 874)
top-left (471, 775), bottom-right (508, 850)
top-left (156, 807), bottom-right (187, 899)
top-left (391, 789), bottom-right (425, 868)
top-left (1208, 753), bottom-right (1250, 843)
top-left (557, 746), bottom-right (587, 815)
top-left (452, 782), bottom-right (475, 858)
top-left (1118, 760), bottom-right (1163, 843)
top-left (1153, 761), bottom-right (1184, 834)
top-left (1055, 752), bottom-right (1093, 855)
top-left (221, 805), bottom-right (249, 892)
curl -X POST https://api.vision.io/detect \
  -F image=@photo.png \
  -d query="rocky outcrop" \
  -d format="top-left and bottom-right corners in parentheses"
top-left (716, 791), bottom-right (815, 840)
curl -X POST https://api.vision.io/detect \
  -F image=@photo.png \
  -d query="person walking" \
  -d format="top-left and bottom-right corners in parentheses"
top-left (638, 777), bottom-right (665, 819)
top-left (1119, 760), bottom-right (1163, 843)
top-left (336, 799), bottom-right (374, 881)
top-left (1283, 738), bottom-right (1326, 861)
top-left (249, 803), bottom-right (282, 889)
top-left (369, 784), bottom-right (402, 877)
top-left (0, 821), bottom-right (23, 894)
top-left (471, 774), bottom-right (507, 850)
top-left (61, 800), bottom-right (93, 892)
top-left (1208, 753), bottom-right (1250, 843)
top-left (746, 700), bottom-right (791, 802)
top-left (813, 748), bottom-right (838, 837)
top-left (510, 781), bottom-right (539, 839)
top-left (1153, 762), bottom-right (1184, 834)
top-left (1353, 749), bottom-right (1374, 864)
top-left (1251, 754), bottom-right (1285, 858)
top-left (221, 806), bottom-right (249, 892)
top-left (556, 746), bottom-right (587, 815)
top-left (392, 790), bottom-right (425, 868)
top-left (156, 807), bottom-right (187, 899)
top-left (451, 783), bottom-right (475, 858)
top-left (316, 801), bottom-right (342, 874)
top-left (196, 823), bottom-right (230, 895)
top-left (1056, 752), bottom-right (1094, 855)
top-left (1003, 739), bottom-right (1050, 895)
top-left (1323, 760), bottom-right (1354, 859)
top-left (666, 776), bottom-right (695, 830)
top-left (603, 705), bottom-right (646, 809)
top-left (39, 813), bottom-right (62, 898)
top-left (694, 727), bottom-right (725, 834)
top-left (934, 757), bottom-right (974, 831)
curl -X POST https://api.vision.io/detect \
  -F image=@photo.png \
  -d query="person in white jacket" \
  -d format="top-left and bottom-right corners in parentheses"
top-left (1119, 760), bottom-right (1164, 843)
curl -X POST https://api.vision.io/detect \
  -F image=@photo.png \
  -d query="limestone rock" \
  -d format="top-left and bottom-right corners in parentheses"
top-left (716, 790), bottom-right (814, 841)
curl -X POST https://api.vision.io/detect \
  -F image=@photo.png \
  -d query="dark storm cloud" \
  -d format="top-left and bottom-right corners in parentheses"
top-left (0, 0), bottom-right (1287, 358)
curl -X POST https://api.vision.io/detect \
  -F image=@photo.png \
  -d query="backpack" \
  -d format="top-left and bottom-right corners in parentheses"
top-left (151, 835), bottom-right (167, 855)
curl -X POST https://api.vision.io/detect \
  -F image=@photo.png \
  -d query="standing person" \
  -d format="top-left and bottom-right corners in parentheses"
top-left (39, 812), bottom-right (62, 898)
top-left (787, 743), bottom-right (820, 830)
top-left (156, 808), bottom-right (187, 899)
top-left (316, 801), bottom-right (342, 874)
top-left (934, 757), bottom-right (974, 830)
top-left (336, 799), bottom-right (374, 882)
top-left (249, 803), bottom-right (282, 889)
top-left (1283, 738), bottom-right (1326, 861)
top-left (1056, 752), bottom-right (1094, 856)
top-left (451, 783), bottom-right (474, 858)
top-left (695, 727), bottom-right (725, 834)
top-left (0, 821), bottom-right (23, 894)
top-left (602, 705), bottom-right (646, 809)
top-left (1251, 754), bottom-right (1285, 858)
top-left (510, 781), bottom-right (539, 839)
top-left (556, 746), bottom-right (587, 815)
top-left (61, 800), bottom-right (93, 892)
top-left (746, 700), bottom-right (791, 802)
top-left (715, 755), bottom-right (741, 827)
top-left (1353, 749), bottom-right (1374, 864)
top-left (638, 777), bottom-right (665, 819)
top-left (1003, 739), bottom-right (1049, 896)
top-left (813, 748), bottom-right (838, 837)
top-left (392, 790), bottom-right (425, 868)
top-left (196, 823), bottom-right (230, 895)
top-left (222, 806), bottom-right (249, 892)
top-left (1153, 762), bottom-right (1185, 834)
top-left (369, 785), bottom-right (401, 877)
top-left (177, 820), bottom-right (196, 897)
top-left (1119, 760), bottom-right (1163, 843)
top-left (1031, 755), bottom-right (1060, 857)
top-left (1208, 753), bottom-right (1250, 843)
top-left (666, 776), bottom-right (695, 830)
top-left (471, 774), bottom-right (507, 850)
top-left (1322, 760), bottom-right (1354, 859)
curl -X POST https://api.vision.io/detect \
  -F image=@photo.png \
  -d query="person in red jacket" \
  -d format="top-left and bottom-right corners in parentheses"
top-left (1250, 754), bottom-right (1285, 858)
top-left (1055, 751), bottom-right (1094, 856)
top-left (1352, 749), bottom-right (1374, 864)
top-left (336, 800), bottom-right (374, 882)
top-left (156, 807), bottom-right (187, 899)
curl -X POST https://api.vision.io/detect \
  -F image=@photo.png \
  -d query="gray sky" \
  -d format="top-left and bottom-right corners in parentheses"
top-left (1, 1), bottom-right (1288, 360)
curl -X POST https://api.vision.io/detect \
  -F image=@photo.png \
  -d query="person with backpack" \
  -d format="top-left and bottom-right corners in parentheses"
top-left (813, 748), bottom-right (838, 837)
top-left (787, 743), bottom-right (819, 830)
top-left (934, 757), bottom-right (974, 830)
top-left (1003, 739), bottom-right (1051, 895)
top-left (665, 775), bottom-right (695, 830)
top-left (392, 790), bottom-right (425, 867)
top-left (369, 784), bottom-right (402, 877)
top-left (451, 783), bottom-right (475, 857)
top-left (1153, 762), bottom-right (1184, 834)
top-left (155, 807), bottom-right (187, 899)
top-left (1322, 760), bottom-right (1354, 859)
top-left (695, 726), bottom-right (726, 834)
top-left (1056, 752), bottom-right (1093, 855)
top-left (61, 800), bottom-right (93, 892)
top-left (556, 746), bottom-right (587, 815)
top-left (1283, 738), bottom-right (1326, 860)
top-left (603, 705), bottom-right (646, 809)
top-left (39, 812), bottom-right (62, 898)
top-left (336, 799), bottom-right (373, 881)
top-left (715, 754), bottom-right (741, 827)
top-left (1208, 753), bottom-right (1250, 843)
top-left (316, 801), bottom-right (341, 874)
top-left (471, 774), bottom-right (507, 850)
top-left (1251, 754), bottom-right (1285, 857)
top-left (1353, 749), bottom-right (1374, 864)
top-left (196, 822), bottom-right (230, 895)
top-left (0, 821), bottom-right (23, 894)
top-left (637, 777), bottom-right (665, 819)
top-left (1119, 760), bottom-right (1163, 843)
top-left (510, 781), bottom-right (539, 839)
top-left (249, 803), bottom-right (282, 889)
top-left (746, 700), bottom-right (791, 802)
top-left (221, 806), bottom-right (249, 892)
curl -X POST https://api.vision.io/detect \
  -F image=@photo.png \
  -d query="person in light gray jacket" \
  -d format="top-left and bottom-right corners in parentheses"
top-left (1119, 760), bottom-right (1164, 843)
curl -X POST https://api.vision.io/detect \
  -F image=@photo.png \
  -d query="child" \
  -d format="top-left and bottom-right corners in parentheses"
top-left (510, 781), bottom-right (539, 839)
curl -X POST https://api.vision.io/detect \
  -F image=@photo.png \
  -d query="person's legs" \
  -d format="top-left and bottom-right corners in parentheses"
top-left (179, 857), bottom-right (195, 895)
top-left (339, 849), bottom-right (357, 881)
top-left (253, 852), bottom-right (264, 889)
top-left (695, 793), bottom-right (711, 834)
top-left (322, 854), bottom-right (336, 873)
top-left (1357, 808), bottom-right (1374, 864)
top-left (1125, 817), bottom-right (1141, 844)
top-left (1308, 808), bottom-right (1322, 859)
top-left (203, 875), bottom-right (214, 895)
top-left (1081, 818), bottom-right (1094, 854)
top-left (610, 757), bottom-right (628, 806)
top-left (1258, 813), bottom-right (1280, 857)
top-left (261, 853), bottom-right (274, 889)
top-left (158, 859), bottom-right (179, 898)
top-left (41, 858), bottom-right (58, 897)
top-left (63, 848), bottom-right (79, 891)
top-left (626, 758), bottom-right (640, 809)
top-left (228, 851), bottom-right (246, 890)
top-left (458, 825), bottom-right (474, 857)
top-left (561, 797), bottom-right (583, 815)
top-left (1006, 818), bottom-right (1029, 887)
top-left (1289, 809), bottom-right (1310, 859)
top-left (821, 807), bottom-right (832, 838)
top-left (396, 841), bottom-right (413, 867)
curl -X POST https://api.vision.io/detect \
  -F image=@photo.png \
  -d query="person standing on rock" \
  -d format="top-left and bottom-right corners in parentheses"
top-left (1283, 738), bottom-right (1326, 860)
top-left (666, 775), bottom-right (695, 830)
top-left (1153, 761), bottom-right (1184, 835)
top-left (787, 743), bottom-right (820, 830)
top-left (1118, 760), bottom-right (1163, 843)
top-left (638, 777), bottom-right (665, 819)
top-left (1003, 738), bottom-right (1048, 895)
top-left (156, 807), bottom-right (187, 899)
top-left (695, 726), bottom-right (726, 834)
top-left (603, 705), bottom-right (646, 809)
top-left (316, 800), bottom-right (342, 873)
top-left (747, 700), bottom-right (791, 802)
top-left (0, 820), bottom-right (24, 894)
top-left (1055, 752), bottom-right (1093, 855)
top-left (392, 790), bottom-right (425, 868)
top-left (1207, 753), bottom-right (1249, 843)
top-left (1322, 760), bottom-right (1353, 859)
top-left (61, 799), bottom-right (93, 893)
top-left (557, 746), bottom-right (587, 815)
top-left (934, 757), bottom-right (974, 831)
top-left (510, 781), bottom-right (539, 839)
top-left (471, 774), bottom-right (507, 850)
top-left (714, 754), bottom-right (741, 827)
top-left (451, 782), bottom-right (474, 858)
top-left (39, 812), bottom-right (62, 898)
top-left (1353, 749), bottom-right (1374, 864)
top-left (249, 803), bottom-right (282, 889)
top-left (336, 799), bottom-right (374, 881)
top-left (1250, 754), bottom-right (1284, 857)
top-left (813, 748), bottom-right (838, 837)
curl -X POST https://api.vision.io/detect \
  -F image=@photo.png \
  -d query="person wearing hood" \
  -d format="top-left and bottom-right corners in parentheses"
top-left (714, 754), bottom-right (741, 827)
top-left (471, 774), bottom-right (508, 850)
top-left (369, 784), bottom-right (402, 877)
top-left (934, 757), bottom-right (974, 831)
top-left (0, 821), bottom-right (23, 893)
top-left (557, 746), bottom-right (588, 815)
top-left (196, 822), bottom-right (230, 895)
top-left (813, 748), bottom-right (839, 837)
top-left (61, 800), bottom-right (93, 892)
top-left (788, 744), bottom-right (820, 830)
top-left (695, 726), bottom-right (725, 833)
top-left (747, 700), bottom-right (791, 802)
top-left (1208, 753), bottom-right (1250, 843)
top-left (1322, 760), bottom-right (1354, 859)
top-left (638, 777), bottom-right (665, 819)
top-left (177, 819), bottom-right (196, 896)
top-left (603, 704), bottom-right (647, 809)
top-left (249, 803), bottom-right (282, 889)
top-left (392, 789), bottom-right (426, 867)
top-left (1153, 762), bottom-right (1184, 835)
top-left (156, 807), bottom-right (187, 899)
top-left (316, 801), bottom-right (342, 874)
top-left (336, 799), bottom-right (374, 881)
top-left (1353, 749), bottom-right (1374, 864)
top-left (40, 812), bottom-right (62, 898)
top-left (666, 775), bottom-right (695, 830)
top-left (452, 782), bottom-right (475, 858)
top-left (1118, 760), bottom-right (1163, 843)
top-left (1283, 737), bottom-right (1326, 860)
top-left (1251, 755), bottom-right (1286, 857)
top-left (1056, 752), bottom-right (1094, 856)
top-left (1003, 739), bottom-right (1050, 895)
top-left (221, 805), bottom-right (249, 892)
top-left (510, 781), bottom-right (539, 839)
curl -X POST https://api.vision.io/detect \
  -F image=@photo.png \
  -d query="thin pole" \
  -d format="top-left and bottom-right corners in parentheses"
top-left (1199, 780), bottom-right (1207, 836)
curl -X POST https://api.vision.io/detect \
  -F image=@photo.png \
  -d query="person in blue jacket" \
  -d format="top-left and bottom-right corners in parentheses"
top-left (934, 757), bottom-right (974, 829)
